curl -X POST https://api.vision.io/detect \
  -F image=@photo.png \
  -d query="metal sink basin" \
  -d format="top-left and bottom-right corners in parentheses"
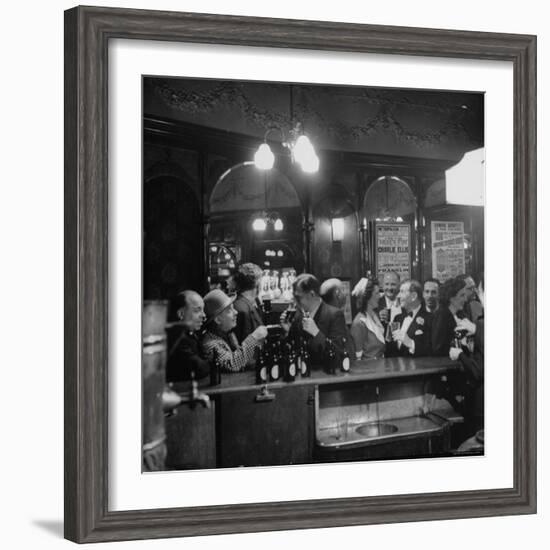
top-left (355, 422), bottom-right (398, 438)
top-left (316, 414), bottom-right (447, 449)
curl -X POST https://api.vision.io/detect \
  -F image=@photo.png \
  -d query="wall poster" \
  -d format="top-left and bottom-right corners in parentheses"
top-left (431, 220), bottom-right (466, 282)
top-left (375, 222), bottom-right (411, 281)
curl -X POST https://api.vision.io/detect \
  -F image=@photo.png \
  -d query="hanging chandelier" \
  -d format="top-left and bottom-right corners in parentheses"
top-left (254, 123), bottom-right (319, 174)
top-left (252, 211), bottom-right (284, 232)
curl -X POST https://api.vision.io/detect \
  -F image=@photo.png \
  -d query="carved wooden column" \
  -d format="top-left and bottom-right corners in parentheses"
top-left (416, 176), bottom-right (432, 282)
top-left (359, 218), bottom-right (369, 276)
top-left (202, 215), bottom-right (210, 293)
top-left (302, 219), bottom-right (314, 273)
top-left (411, 176), bottom-right (423, 282)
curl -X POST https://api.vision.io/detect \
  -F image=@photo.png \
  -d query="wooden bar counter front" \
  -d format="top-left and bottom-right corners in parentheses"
top-left (166, 357), bottom-right (469, 471)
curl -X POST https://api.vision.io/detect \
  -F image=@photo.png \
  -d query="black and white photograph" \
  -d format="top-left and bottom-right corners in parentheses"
top-left (142, 77), bottom-right (486, 472)
top-left (2, 0), bottom-right (544, 546)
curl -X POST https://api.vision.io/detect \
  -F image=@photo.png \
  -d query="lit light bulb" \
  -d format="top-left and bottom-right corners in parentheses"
top-left (293, 135), bottom-right (314, 164)
top-left (277, 250), bottom-right (283, 257)
top-left (396, 216), bottom-right (403, 222)
top-left (254, 143), bottom-right (275, 170)
top-left (274, 218), bottom-right (283, 231)
top-left (252, 218), bottom-right (267, 231)
top-left (300, 152), bottom-right (319, 173)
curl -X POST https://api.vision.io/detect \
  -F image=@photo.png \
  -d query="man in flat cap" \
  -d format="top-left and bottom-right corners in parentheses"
top-left (201, 289), bottom-right (267, 372)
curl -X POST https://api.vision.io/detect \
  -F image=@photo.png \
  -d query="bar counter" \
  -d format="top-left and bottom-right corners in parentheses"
top-left (166, 356), bottom-right (465, 470)
top-left (172, 356), bottom-right (462, 396)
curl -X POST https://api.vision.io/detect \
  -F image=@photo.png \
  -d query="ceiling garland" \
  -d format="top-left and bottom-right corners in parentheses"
top-left (152, 79), bottom-right (481, 151)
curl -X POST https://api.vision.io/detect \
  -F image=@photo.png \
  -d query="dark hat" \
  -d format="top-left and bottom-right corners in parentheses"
top-left (203, 289), bottom-right (235, 321)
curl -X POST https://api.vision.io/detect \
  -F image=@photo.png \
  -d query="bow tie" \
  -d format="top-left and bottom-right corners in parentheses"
top-left (407, 311), bottom-right (414, 318)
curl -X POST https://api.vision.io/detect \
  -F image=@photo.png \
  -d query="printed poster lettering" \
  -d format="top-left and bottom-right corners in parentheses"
top-left (376, 223), bottom-right (411, 280)
top-left (431, 221), bottom-right (465, 282)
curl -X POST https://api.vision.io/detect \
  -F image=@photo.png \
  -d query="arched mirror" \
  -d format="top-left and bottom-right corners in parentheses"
top-left (208, 162), bottom-right (304, 288)
top-left (363, 176), bottom-right (418, 280)
top-left (363, 175), bottom-right (416, 222)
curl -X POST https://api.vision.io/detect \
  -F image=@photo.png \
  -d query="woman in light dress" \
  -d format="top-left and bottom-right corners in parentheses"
top-left (350, 277), bottom-right (386, 360)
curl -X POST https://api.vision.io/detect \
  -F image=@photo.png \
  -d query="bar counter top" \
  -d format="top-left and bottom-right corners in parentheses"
top-left (173, 356), bottom-right (461, 397)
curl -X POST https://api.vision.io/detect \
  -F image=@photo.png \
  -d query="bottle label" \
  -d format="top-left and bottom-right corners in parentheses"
top-left (271, 364), bottom-right (279, 379)
top-left (342, 357), bottom-right (350, 371)
top-left (301, 361), bottom-right (308, 374)
top-left (289, 362), bottom-right (296, 376)
top-left (260, 367), bottom-right (267, 381)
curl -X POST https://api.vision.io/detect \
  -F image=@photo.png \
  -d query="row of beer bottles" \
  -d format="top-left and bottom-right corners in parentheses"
top-left (324, 336), bottom-right (351, 375)
top-left (256, 337), bottom-right (310, 384)
top-left (211, 335), bottom-right (351, 387)
top-left (257, 335), bottom-right (351, 383)
top-left (208, 338), bottom-right (307, 387)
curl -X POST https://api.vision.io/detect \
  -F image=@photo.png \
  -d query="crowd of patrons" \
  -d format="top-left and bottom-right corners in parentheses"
top-left (165, 264), bottom-right (484, 436)
top-left (172, 267), bottom-right (479, 370)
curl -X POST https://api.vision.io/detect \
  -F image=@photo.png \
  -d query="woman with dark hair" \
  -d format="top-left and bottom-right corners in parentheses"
top-left (431, 277), bottom-right (469, 356)
top-left (232, 262), bottom-right (264, 343)
top-left (349, 277), bottom-right (386, 359)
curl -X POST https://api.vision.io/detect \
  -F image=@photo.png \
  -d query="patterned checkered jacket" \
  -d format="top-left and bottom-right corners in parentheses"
top-left (201, 328), bottom-right (261, 372)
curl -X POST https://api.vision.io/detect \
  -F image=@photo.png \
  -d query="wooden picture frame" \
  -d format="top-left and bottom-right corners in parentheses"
top-left (64, 5), bottom-right (536, 543)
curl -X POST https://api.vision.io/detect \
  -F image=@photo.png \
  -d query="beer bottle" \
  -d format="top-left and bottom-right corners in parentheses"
top-left (269, 341), bottom-right (281, 382)
top-left (324, 338), bottom-right (338, 375)
top-left (210, 348), bottom-right (222, 386)
top-left (256, 347), bottom-right (268, 385)
top-left (300, 337), bottom-right (311, 377)
top-left (341, 337), bottom-right (351, 373)
top-left (279, 341), bottom-right (289, 382)
top-left (292, 338), bottom-right (302, 376)
top-left (284, 342), bottom-right (296, 382)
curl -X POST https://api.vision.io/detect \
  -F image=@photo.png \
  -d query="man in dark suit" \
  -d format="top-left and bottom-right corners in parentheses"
top-left (232, 263), bottom-right (264, 343)
top-left (166, 290), bottom-right (210, 382)
top-left (281, 273), bottom-right (349, 366)
top-left (423, 278), bottom-right (440, 313)
top-left (388, 279), bottom-right (433, 357)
